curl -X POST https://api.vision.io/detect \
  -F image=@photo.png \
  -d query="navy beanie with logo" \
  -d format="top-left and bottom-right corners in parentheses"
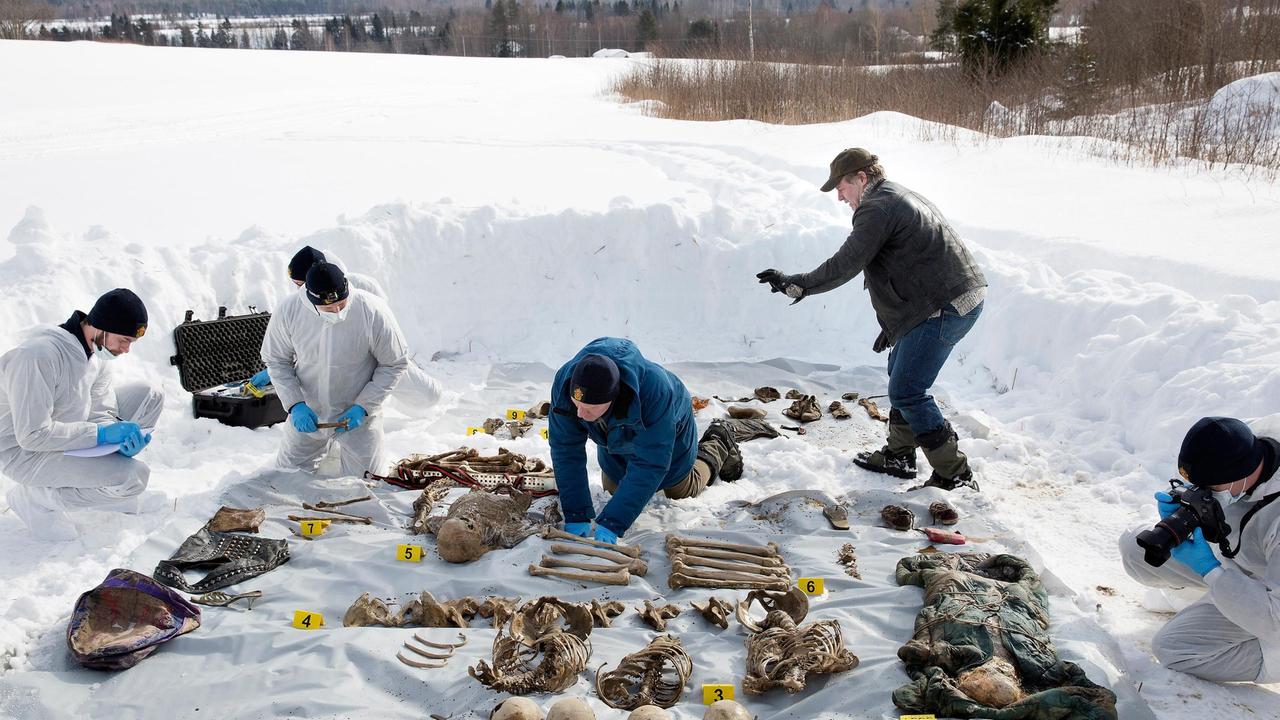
top-left (87, 289), bottom-right (148, 339)
top-left (289, 246), bottom-right (326, 282)
top-left (305, 262), bottom-right (349, 306)
top-left (1178, 416), bottom-right (1264, 487)
top-left (570, 354), bottom-right (620, 404)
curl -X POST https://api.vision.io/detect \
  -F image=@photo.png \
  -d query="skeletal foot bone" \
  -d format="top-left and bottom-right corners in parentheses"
top-left (595, 634), bottom-right (693, 710)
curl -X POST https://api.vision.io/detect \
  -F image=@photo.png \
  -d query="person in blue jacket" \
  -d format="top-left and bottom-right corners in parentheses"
top-left (549, 337), bottom-right (742, 544)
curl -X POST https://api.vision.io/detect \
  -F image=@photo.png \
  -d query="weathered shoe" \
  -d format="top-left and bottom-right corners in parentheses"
top-left (881, 505), bottom-right (915, 531)
top-left (929, 500), bottom-right (960, 525)
top-left (754, 386), bottom-right (781, 403)
top-left (782, 395), bottom-right (821, 423)
top-left (841, 392), bottom-right (860, 401)
top-left (852, 446), bottom-right (918, 479)
top-left (728, 405), bottom-right (767, 420)
top-left (785, 389), bottom-right (804, 400)
top-left (828, 401), bottom-right (852, 419)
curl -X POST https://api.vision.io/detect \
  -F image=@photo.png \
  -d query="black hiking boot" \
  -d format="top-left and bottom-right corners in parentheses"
top-left (920, 470), bottom-right (980, 492)
top-left (698, 419), bottom-right (744, 482)
top-left (852, 446), bottom-right (918, 479)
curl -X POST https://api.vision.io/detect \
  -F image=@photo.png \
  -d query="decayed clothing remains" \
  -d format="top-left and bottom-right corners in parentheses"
top-left (153, 527), bottom-right (290, 593)
top-left (894, 553), bottom-right (1117, 720)
top-left (424, 489), bottom-right (541, 562)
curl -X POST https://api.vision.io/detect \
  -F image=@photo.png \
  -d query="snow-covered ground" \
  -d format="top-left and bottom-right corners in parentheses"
top-left (0, 39), bottom-right (1278, 718)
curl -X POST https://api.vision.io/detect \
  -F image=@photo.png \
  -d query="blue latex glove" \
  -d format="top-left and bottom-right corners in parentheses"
top-left (98, 421), bottom-right (142, 447)
top-left (334, 405), bottom-right (367, 433)
top-left (290, 403), bottom-right (319, 433)
top-left (564, 522), bottom-right (592, 538)
top-left (593, 525), bottom-right (619, 545)
top-left (119, 432), bottom-right (151, 457)
top-left (249, 368), bottom-right (271, 388)
top-left (1155, 491), bottom-right (1180, 519)
top-left (1169, 527), bottom-right (1222, 576)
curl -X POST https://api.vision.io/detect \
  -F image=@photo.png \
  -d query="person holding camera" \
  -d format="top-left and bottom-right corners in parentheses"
top-left (1120, 416), bottom-right (1280, 683)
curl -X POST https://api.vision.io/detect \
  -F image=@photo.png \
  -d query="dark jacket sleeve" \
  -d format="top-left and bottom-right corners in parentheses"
top-left (596, 385), bottom-right (678, 537)
top-left (791, 204), bottom-right (892, 295)
top-left (549, 406), bottom-right (594, 524)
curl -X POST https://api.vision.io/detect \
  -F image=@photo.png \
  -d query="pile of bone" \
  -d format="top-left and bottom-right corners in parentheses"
top-left (491, 697), bottom-right (752, 719)
top-left (471, 597), bottom-right (597, 695)
top-left (665, 535), bottom-right (791, 591)
top-left (528, 527), bottom-right (646, 586)
top-left (737, 587), bottom-right (860, 695)
top-left (344, 592), bottom-right (625, 630)
top-left (397, 447), bottom-right (552, 477)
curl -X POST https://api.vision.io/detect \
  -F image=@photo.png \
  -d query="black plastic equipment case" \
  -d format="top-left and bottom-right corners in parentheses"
top-left (170, 307), bottom-right (288, 429)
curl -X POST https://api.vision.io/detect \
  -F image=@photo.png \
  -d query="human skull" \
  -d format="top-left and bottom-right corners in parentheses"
top-left (704, 700), bottom-right (751, 720)
top-left (957, 656), bottom-right (1023, 708)
top-left (436, 518), bottom-right (486, 563)
top-left (628, 706), bottom-right (672, 720)
top-left (546, 697), bottom-right (596, 720)
top-left (492, 697), bottom-right (544, 720)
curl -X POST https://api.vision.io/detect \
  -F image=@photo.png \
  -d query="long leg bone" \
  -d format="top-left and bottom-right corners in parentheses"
top-left (668, 572), bottom-right (790, 591)
top-left (672, 555), bottom-right (791, 576)
top-left (673, 546), bottom-right (786, 567)
top-left (550, 543), bottom-right (649, 575)
top-left (543, 527), bottom-right (643, 558)
top-left (540, 556), bottom-right (635, 575)
top-left (666, 535), bottom-right (780, 557)
top-left (528, 563), bottom-right (631, 586)
top-left (671, 560), bottom-right (791, 585)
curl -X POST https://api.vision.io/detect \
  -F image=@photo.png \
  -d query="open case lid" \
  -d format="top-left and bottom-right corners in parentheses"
top-left (169, 307), bottom-right (272, 393)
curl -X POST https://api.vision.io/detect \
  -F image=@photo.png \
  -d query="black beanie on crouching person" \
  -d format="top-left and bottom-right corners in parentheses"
top-left (1178, 416), bottom-right (1265, 487)
top-left (87, 289), bottom-right (148, 338)
top-left (305, 262), bottom-right (349, 306)
top-left (289, 246), bottom-right (326, 282)
top-left (570, 354), bottom-right (620, 404)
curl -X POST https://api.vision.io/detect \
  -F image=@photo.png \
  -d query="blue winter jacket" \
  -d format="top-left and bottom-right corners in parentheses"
top-left (549, 337), bottom-right (697, 537)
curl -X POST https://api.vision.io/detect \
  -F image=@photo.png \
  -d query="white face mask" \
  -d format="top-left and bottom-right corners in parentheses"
top-left (1213, 480), bottom-right (1246, 508)
top-left (94, 332), bottom-right (118, 361)
top-left (318, 305), bottom-right (348, 325)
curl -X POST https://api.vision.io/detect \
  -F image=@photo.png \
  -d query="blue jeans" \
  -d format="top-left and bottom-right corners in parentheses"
top-left (886, 302), bottom-right (983, 436)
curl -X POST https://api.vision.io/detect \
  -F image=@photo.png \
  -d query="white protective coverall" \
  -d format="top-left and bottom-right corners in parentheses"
top-left (262, 289), bottom-right (408, 477)
top-left (1120, 416), bottom-right (1280, 684)
top-left (0, 324), bottom-right (164, 510)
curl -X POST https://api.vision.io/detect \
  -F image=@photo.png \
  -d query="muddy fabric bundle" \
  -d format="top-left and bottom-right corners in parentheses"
top-left (67, 569), bottom-right (202, 670)
top-left (893, 553), bottom-right (1117, 720)
top-left (206, 506), bottom-right (266, 534)
top-left (154, 528), bottom-right (290, 593)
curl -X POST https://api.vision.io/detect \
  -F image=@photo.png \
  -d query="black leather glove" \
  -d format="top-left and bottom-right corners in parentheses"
top-left (873, 330), bottom-right (892, 353)
top-left (756, 269), bottom-right (786, 293)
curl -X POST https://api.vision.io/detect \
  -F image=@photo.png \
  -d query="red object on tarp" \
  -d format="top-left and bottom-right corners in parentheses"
top-left (919, 527), bottom-right (966, 545)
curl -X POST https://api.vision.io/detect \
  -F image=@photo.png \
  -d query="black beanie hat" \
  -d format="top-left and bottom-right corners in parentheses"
top-left (289, 246), bottom-right (326, 282)
top-left (305, 262), bottom-right (349, 306)
top-left (1178, 416), bottom-right (1264, 487)
top-left (570, 354), bottom-right (621, 404)
top-left (87, 289), bottom-right (148, 339)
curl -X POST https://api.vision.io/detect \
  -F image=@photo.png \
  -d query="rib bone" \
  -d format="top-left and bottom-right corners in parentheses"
top-left (528, 563), bottom-right (631, 586)
top-left (543, 526), bottom-right (642, 558)
top-left (397, 652), bottom-right (447, 669)
top-left (666, 535), bottom-right (780, 557)
top-left (402, 642), bottom-right (453, 660)
top-left (668, 572), bottom-right (790, 591)
top-left (550, 543), bottom-right (649, 575)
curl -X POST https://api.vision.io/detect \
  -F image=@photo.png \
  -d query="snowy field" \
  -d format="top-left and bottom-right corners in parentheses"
top-left (1, 39), bottom-right (1278, 718)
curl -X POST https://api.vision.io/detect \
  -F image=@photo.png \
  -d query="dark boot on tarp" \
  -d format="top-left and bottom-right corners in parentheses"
top-left (698, 419), bottom-right (744, 482)
top-left (916, 421), bottom-right (979, 492)
top-left (853, 408), bottom-right (918, 479)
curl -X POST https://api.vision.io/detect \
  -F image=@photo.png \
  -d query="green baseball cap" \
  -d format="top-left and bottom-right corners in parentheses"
top-left (821, 148), bottom-right (879, 192)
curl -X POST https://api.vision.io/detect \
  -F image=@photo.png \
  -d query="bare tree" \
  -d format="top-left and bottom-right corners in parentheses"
top-left (0, 0), bottom-right (50, 40)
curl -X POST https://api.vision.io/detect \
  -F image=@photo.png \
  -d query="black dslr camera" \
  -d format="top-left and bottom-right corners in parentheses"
top-left (1136, 479), bottom-right (1232, 567)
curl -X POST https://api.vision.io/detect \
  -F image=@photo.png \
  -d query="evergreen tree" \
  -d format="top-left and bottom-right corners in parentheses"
top-left (614, 1), bottom-right (630, 16)
top-left (371, 14), bottom-right (386, 42)
top-left (489, 0), bottom-right (512, 56)
top-left (241, 29), bottom-right (251, 49)
top-left (180, 25), bottom-right (195, 47)
top-left (195, 22), bottom-right (209, 48)
top-left (636, 9), bottom-right (657, 49)
top-left (687, 18), bottom-right (716, 42)
top-left (931, 0), bottom-right (1058, 76)
top-left (291, 18), bottom-right (315, 50)
top-left (272, 26), bottom-right (289, 49)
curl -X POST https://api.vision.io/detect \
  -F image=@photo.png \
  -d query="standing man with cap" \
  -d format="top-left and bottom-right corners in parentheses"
top-left (0, 289), bottom-right (165, 540)
top-left (757, 148), bottom-right (987, 491)
top-left (248, 245), bottom-right (442, 410)
top-left (261, 262), bottom-right (409, 477)
top-left (1119, 416), bottom-right (1280, 684)
top-left (548, 337), bottom-right (743, 544)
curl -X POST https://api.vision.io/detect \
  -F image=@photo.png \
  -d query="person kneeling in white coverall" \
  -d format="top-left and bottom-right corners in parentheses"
top-left (261, 262), bottom-right (409, 477)
top-left (1120, 416), bottom-right (1280, 684)
top-left (1, 289), bottom-right (165, 541)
